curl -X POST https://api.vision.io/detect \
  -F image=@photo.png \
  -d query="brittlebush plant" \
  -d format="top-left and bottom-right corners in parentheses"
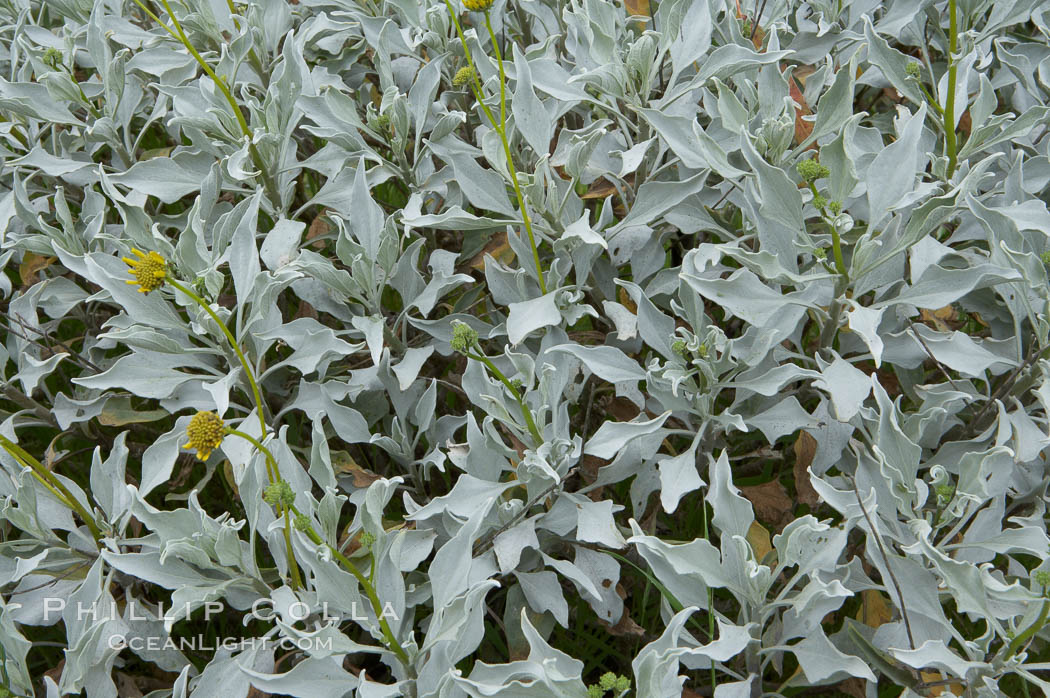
top-left (3, 0), bottom-right (1050, 695)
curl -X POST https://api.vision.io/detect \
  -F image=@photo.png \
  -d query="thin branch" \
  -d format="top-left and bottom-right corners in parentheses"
top-left (965, 340), bottom-right (1044, 437)
top-left (850, 476), bottom-right (917, 651)
top-left (908, 326), bottom-right (964, 393)
top-left (6, 313), bottom-right (103, 372)
top-left (473, 467), bottom-right (577, 557)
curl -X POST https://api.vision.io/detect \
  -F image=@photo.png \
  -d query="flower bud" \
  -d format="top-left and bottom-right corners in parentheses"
top-left (452, 66), bottom-right (475, 87)
top-left (43, 47), bottom-right (64, 70)
top-left (797, 158), bottom-right (830, 183)
top-left (263, 480), bottom-right (296, 509)
top-left (451, 322), bottom-right (479, 353)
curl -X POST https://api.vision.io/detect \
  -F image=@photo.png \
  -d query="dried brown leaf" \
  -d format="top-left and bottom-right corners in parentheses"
top-left (920, 671), bottom-right (964, 696)
top-left (740, 479), bottom-right (794, 528)
top-left (307, 210), bottom-right (331, 249)
top-left (467, 231), bottom-right (515, 272)
top-left (747, 520), bottom-right (774, 566)
top-left (623, 0), bottom-right (649, 18)
top-left (856, 589), bottom-right (893, 628)
top-left (920, 305), bottom-right (958, 332)
top-left (601, 607), bottom-right (646, 638)
top-left (837, 678), bottom-right (868, 698)
top-left (19, 252), bottom-right (56, 287)
top-left (787, 68), bottom-right (815, 147)
top-left (332, 451), bottom-right (380, 487)
top-left (792, 431), bottom-right (820, 507)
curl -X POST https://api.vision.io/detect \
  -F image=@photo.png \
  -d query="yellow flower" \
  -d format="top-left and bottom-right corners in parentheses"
top-left (184, 411), bottom-right (225, 461)
top-left (122, 249), bottom-right (168, 294)
top-left (463, 0), bottom-right (494, 11)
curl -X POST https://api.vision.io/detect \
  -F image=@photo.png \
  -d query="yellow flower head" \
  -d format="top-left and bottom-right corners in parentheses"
top-left (463, 0), bottom-right (494, 11)
top-left (184, 411), bottom-right (225, 461)
top-left (123, 249), bottom-right (168, 294)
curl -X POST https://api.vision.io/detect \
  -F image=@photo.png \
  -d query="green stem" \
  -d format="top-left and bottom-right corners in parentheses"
top-left (168, 279), bottom-right (267, 438)
top-left (442, 1), bottom-right (548, 295)
top-left (806, 182), bottom-right (849, 352)
top-left (483, 12), bottom-right (507, 134)
top-left (224, 428), bottom-right (302, 590)
top-left (701, 495), bottom-right (716, 692)
top-left (174, 278), bottom-right (302, 591)
top-left (916, 79), bottom-right (945, 117)
top-left (224, 428), bottom-right (277, 484)
top-left (66, 74), bottom-right (102, 119)
top-left (1, 442), bottom-right (75, 509)
top-left (943, 0), bottom-right (959, 179)
top-left (828, 225), bottom-right (848, 278)
top-left (131, 0), bottom-right (280, 208)
top-left (464, 349), bottom-right (543, 444)
top-left (296, 521), bottom-right (412, 666)
top-left (0, 436), bottom-right (102, 542)
top-left (222, 0), bottom-right (270, 89)
top-left (442, 1), bottom-right (498, 130)
top-left (1002, 599), bottom-right (1050, 660)
top-left (808, 182), bottom-right (847, 277)
top-left (819, 280), bottom-right (848, 353)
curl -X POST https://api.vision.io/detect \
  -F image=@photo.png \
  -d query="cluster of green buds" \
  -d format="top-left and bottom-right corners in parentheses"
top-left (934, 482), bottom-right (955, 507)
top-left (452, 66), bottom-right (475, 87)
top-left (671, 329), bottom-right (709, 361)
top-left (796, 157), bottom-right (830, 183)
top-left (450, 321), bottom-right (480, 353)
top-left (263, 480), bottom-right (296, 509)
top-left (797, 157), bottom-right (849, 266)
top-left (587, 672), bottom-right (631, 697)
top-left (368, 110), bottom-right (391, 135)
top-left (659, 324), bottom-right (733, 403)
top-left (905, 61), bottom-right (922, 78)
top-left (294, 512), bottom-right (312, 533)
top-left (1033, 570), bottom-right (1050, 592)
top-left (43, 47), bottom-right (64, 70)
top-left (359, 530), bottom-right (377, 549)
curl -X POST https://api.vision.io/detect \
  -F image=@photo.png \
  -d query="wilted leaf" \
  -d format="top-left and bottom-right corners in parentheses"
top-left (792, 431), bottom-right (820, 507)
top-left (747, 520), bottom-right (774, 565)
top-left (19, 252), bottom-right (55, 287)
top-left (466, 231), bottom-right (515, 272)
top-left (740, 479), bottom-right (794, 529)
top-left (332, 450), bottom-right (380, 486)
top-left (920, 305), bottom-right (959, 332)
top-left (857, 590), bottom-right (893, 629)
top-left (98, 396), bottom-right (169, 426)
top-left (623, 0), bottom-right (649, 18)
top-left (787, 68), bottom-right (814, 146)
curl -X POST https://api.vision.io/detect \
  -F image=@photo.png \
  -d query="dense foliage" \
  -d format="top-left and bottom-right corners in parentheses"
top-left (1, 0), bottom-right (1050, 696)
